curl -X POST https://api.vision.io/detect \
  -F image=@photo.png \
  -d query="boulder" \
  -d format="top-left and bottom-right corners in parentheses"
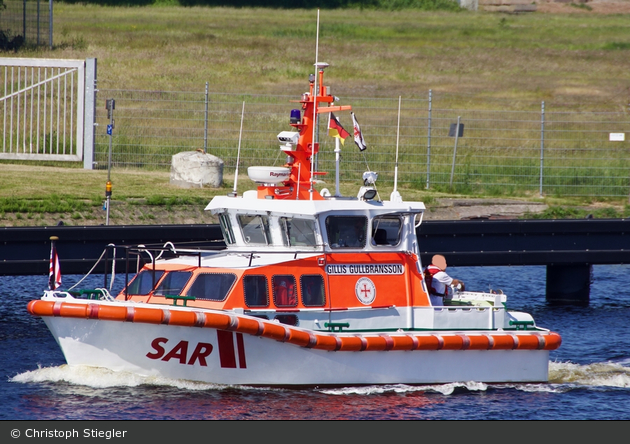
top-left (170, 150), bottom-right (224, 188)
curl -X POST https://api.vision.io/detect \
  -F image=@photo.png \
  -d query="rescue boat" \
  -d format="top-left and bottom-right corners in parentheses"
top-left (27, 59), bottom-right (561, 387)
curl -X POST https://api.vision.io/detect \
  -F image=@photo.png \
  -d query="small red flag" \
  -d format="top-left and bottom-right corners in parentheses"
top-left (351, 112), bottom-right (367, 151)
top-left (49, 242), bottom-right (61, 290)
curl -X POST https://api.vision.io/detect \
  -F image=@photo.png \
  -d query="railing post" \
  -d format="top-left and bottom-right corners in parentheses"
top-left (539, 100), bottom-right (545, 197)
top-left (426, 89), bottom-right (432, 189)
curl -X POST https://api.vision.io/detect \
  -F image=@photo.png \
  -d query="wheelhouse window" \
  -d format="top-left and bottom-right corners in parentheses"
top-left (300, 274), bottom-right (325, 307)
top-left (238, 214), bottom-right (271, 245)
top-left (371, 216), bottom-right (402, 246)
top-left (218, 213), bottom-right (236, 245)
top-left (326, 216), bottom-right (367, 249)
top-left (187, 273), bottom-right (237, 302)
top-left (126, 269), bottom-right (165, 295)
top-left (243, 275), bottom-right (269, 307)
top-left (280, 217), bottom-right (317, 247)
top-left (272, 275), bottom-right (298, 307)
top-left (153, 271), bottom-right (192, 296)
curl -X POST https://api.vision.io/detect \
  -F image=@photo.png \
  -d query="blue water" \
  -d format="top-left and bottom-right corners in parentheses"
top-left (2, 265), bottom-right (630, 420)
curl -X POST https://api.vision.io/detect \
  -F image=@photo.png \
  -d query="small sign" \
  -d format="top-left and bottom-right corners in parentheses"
top-left (449, 123), bottom-right (464, 137)
top-left (609, 133), bottom-right (625, 142)
top-left (107, 124), bottom-right (113, 135)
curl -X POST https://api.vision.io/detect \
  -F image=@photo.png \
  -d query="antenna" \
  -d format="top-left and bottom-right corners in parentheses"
top-left (232, 101), bottom-right (245, 196)
top-left (390, 96), bottom-right (403, 202)
top-left (309, 9), bottom-right (320, 201)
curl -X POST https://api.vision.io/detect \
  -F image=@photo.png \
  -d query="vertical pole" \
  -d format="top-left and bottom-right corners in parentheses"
top-left (391, 96), bottom-right (402, 202)
top-left (103, 246), bottom-right (109, 288)
top-left (48, 236), bottom-right (58, 290)
top-left (540, 101), bottom-right (545, 198)
top-left (37, 0), bottom-right (41, 46)
top-left (232, 101), bottom-right (245, 196)
top-left (106, 99), bottom-right (114, 226)
top-left (450, 116), bottom-right (461, 188)
top-left (49, 0), bottom-right (53, 50)
top-left (426, 89), bottom-right (432, 190)
top-left (309, 9), bottom-right (320, 201)
top-left (334, 137), bottom-right (341, 196)
top-left (23, 0), bottom-right (26, 45)
top-left (204, 82), bottom-right (208, 154)
top-left (84, 58), bottom-right (97, 170)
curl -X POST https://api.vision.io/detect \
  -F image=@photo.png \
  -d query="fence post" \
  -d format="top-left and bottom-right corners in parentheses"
top-left (22, 0), bottom-right (26, 44)
top-left (540, 101), bottom-right (545, 197)
top-left (83, 58), bottom-right (97, 170)
top-left (37, 0), bottom-right (40, 46)
top-left (49, 0), bottom-right (53, 50)
top-left (450, 116), bottom-right (461, 188)
top-left (204, 81), bottom-right (208, 153)
top-left (426, 89), bottom-right (432, 189)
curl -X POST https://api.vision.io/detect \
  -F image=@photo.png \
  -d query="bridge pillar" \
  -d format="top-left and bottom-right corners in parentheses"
top-left (546, 264), bottom-right (592, 305)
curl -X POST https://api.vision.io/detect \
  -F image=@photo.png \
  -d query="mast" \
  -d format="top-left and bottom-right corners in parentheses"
top-left (252, 11), bottom-right (351, 201)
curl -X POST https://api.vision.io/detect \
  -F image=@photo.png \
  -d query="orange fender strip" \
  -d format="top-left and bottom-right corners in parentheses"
top-left (314, 334), bottom-right (341, 351)
top-left (515, 334), bottom-right (545, 350)
top-left (390, 335), bottom-right (418, 350)
top-left (286, 329), bottom-right (317, 348)
top-left (27, 300), bottom-right (54, 317)
top-left (236, 317), bottom-right (264, 336)
top-left (28, 300), bottom-right (562, 353)
top-left (263, 322), bottom-right (290, 342)
top-left (415, 335), bottom-right (442, 350)
top-left (97, 305), bottom-right (128, 322)
top-left (168, 310), bottom-right (199, 327)
top-left (490, 334), bottom-right (517, 350)
top-left (203, 312), bottom-right (233, 330)
top-left (466, 335), bottom-right (492, 350)
top-left (338, 336), bottom-right (366, 351)
top-left (364, 335), bottom-right (394, 351)
top-left (438, 335), bottom-right (465, 350)
top-left (132, 306), bottom-right (164, 324)
top-left (58, 302), bottom-right (88, 319)
top-left (543, 332), bottom-right (562, 350)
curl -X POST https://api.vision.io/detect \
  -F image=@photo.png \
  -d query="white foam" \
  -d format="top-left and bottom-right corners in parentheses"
top-left (320, 381), bottom-right (488, 396)
top-left (10, 361), bottom-right (630, 394)
top-left (549, 360), bottom-right (630, 388)
top-left (9, 364), bottom-right (228, 391)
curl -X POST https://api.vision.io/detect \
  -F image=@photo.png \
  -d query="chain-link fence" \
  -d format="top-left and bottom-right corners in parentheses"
top-left (93, 87), bottom-right (630, 199)
top-left (0, 0), bottom-right (52, 50)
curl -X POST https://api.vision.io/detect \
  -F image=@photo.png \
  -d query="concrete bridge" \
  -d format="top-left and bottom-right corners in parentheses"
top-left (2, 218), bottom-right (628, 305)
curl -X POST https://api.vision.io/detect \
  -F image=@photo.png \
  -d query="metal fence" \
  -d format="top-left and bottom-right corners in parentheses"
top-left (92, 87), bottom-right (630, 199)
top-left (1, 58), bottom-right (86, 161)
top-left (0, 0), bottom-right (52, 49)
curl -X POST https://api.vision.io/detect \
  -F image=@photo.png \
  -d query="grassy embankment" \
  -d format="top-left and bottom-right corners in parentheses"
top-left (1, 5), bottom-right (630, 225)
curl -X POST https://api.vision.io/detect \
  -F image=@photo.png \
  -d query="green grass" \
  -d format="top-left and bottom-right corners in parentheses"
top-left (6, 5), bottom-right (622, 110)
top-left (3, 5), bottom-right (630, 218)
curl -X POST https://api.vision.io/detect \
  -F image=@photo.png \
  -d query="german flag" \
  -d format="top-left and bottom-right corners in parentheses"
top-left (328, 112), bottom-right (350, 145)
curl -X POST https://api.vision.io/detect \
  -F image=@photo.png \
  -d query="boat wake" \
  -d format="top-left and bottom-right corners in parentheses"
top-left (10, 360), bottom-right (630, 395)
top-left (319, 361), bottom-right (630, 396)
top-left (9, 364), bottom-right (232, 392)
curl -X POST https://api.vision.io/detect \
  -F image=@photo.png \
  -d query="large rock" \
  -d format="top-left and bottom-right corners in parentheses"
top-left (170, 150), bottom-right (224, 188)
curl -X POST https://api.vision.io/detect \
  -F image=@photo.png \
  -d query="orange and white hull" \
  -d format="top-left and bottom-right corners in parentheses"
top-left (29, 298), bottom-right (561, 386)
